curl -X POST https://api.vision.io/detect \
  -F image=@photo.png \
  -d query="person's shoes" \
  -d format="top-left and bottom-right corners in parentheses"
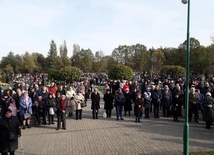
top-left (93, 117), bottom-right (95, 119)
top-left (48, 123), bottom-right (51, 125)
top-left (63, 128), bottom-right (66, 130)
top-left (195, 120), bottom-right (199, 123)
top-left (116, 118), bottom-right (119, 121)
top-left (56, 128), bottom-right (59, 130)
top-left (96, 117), bottom-right (98, 119)
top-left (135, 119), bottom-right (137, 123)
top-left (157, 116), bottom-right (160, 118)
top-left (22, 126), bottom-right (26, 130)
top-left (51, 122), bottom-right (54, 124)
top-left (121, 118), bottom-right (124, 120)
top-left (76, 118), bottom-right (78, 120)
top-left (138, 120), bottom-right (141, 123)
top-left (27, 125), bottom-right (31, 128)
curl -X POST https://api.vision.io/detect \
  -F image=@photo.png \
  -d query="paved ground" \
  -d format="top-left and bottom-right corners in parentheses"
top-left (15, 92), bottom-right (214, 155)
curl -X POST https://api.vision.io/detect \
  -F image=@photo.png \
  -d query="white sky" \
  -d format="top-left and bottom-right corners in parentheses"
top-left (0, 0), bottom-right (213, 58)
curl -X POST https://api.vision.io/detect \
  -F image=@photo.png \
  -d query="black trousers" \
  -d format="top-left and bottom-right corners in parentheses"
top-left (76, 109), bottom-right (82, 120)
top-left (40, 112), bottom-right (47, 124)
top-left (145, 108), bottom-right (150, 118)
top-left (106, 110), bottom-right (112, 117)
top-left (206, 121), bottom-right (212, 129)
top-left (189, 108), bottom-right (198, 122)
top-left (1, 151), bottom-right (14, 155)
top-left (163, 107), bottom-right (170, 117)
top-left (153, 104), bottom-right (159, 118)
top-left (57, 114), bottom-right (66, 129)
top-left (48, 114), bottom-right (54, 124)
top-left (92, 109), bottom-right (99, 118)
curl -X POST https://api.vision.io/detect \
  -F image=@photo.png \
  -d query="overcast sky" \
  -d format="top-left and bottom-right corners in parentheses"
top-left (0, 0), bottom-right (213, 58)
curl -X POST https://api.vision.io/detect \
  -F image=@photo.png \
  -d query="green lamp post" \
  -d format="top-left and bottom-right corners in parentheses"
top-left (182, 0), bottom-right (190, 155)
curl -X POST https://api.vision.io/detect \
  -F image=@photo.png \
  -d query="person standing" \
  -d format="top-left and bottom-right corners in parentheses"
top-left (19, 91), bottom-right (33, 129)
top-left (134, 93), bottom-right (143, 123)
top-left (74, 91), bottom-right (84, 120)
top-left (114, 88), bottom-right (126, 121)
top-left (161, 85), bottom-right (172, 117)
top-left (0, 109), bottom-right (21, 155)
top-left (91, 88), bottom-right (100, 119)
top-left (152, 85), bottom-right (162, 118)
top-left (66, 86), bottom-right (76, 117)
top-left (202, 92), bottom-right (214, 129)
top-left (124, 88), bottom-right (132, 116)
top-left (46, 93), bottom-right (57, 125)
top-left (103, 89), bottom-right (114, 118)
top-left (56, 95), bottom-right (67, 130)
top-left (189, 86), bottom-right (200, 123)
top-left (144, 87), bottom-right (152, 119)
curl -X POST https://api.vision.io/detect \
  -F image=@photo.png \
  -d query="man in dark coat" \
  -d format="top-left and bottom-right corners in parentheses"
top-left (123, 88), bottom-right (132, 116)
top-left (152, 85), bottom-right (162, 118)
top-left (103, 89), bottom-right (114, 118)
top-left (0, 109), bottom-right (21, 155)
top-left (114, 88), bottom-right (126, 121)
top-left (91, 88), bottom-right (100, 119)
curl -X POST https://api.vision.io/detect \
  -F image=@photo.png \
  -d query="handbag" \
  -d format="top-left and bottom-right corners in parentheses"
top-left (81, 101), bottom-right (86, 108)
top-left (103, 111), bottom-right (107, 118)
top-left (49, 107), bottom-right (55, 115)
top-left (24, 112), bottom-right (31, 119)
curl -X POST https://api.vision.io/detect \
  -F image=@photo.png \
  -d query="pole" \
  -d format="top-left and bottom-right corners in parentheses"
top-left (183, 0), bottom-right (190, 155)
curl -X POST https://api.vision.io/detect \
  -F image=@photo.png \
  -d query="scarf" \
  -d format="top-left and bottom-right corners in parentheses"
top-left (61, 99), bottom-right (66, 110)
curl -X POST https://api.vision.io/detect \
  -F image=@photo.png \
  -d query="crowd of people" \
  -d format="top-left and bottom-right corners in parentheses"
top-left (0, 75), bottom-right (214, 154)
top-left (103, 77), bottom-right (214, 128)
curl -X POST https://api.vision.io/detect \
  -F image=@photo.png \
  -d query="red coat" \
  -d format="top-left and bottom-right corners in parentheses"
top-left (49, 86), bottom-right (57, 95)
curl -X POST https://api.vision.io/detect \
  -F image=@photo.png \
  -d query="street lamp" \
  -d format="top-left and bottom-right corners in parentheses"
top-left (182, 0), bottom-right (190, 155)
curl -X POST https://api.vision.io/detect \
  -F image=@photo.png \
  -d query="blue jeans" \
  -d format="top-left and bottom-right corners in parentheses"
top-left (116, 105), bottom-right (123, 119)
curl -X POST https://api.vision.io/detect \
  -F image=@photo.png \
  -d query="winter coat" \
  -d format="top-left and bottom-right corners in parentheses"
top-left (134, 97), bottom-right (143, 115)
top-left (202, 97), bottom-right (214, 122)
top-left (172, 89), bottom-right (184, 108)
top-left (0, 96), bottom-right (13, 115)
top-left (74, 93), bottom-right (84, 110)
top-left (19, 97), bottom-right (33, 116)
top-left (46, 97), bottom-right (57, 113)
top-left (151, 89), bottom-right (162, 105)
top-left (56, 99), bottom-right (67, 115)
top-left (161, 91), bottom-right (172, 108)
top-left (91, 92), bottom-right (100, 110)
top-left (0, 116), bottom-right (21, 153)
top-left (124, 92), bottom-right (132, 111)
top-left (189, 92), bottom-right (200, 110)
top-left (144, 91), bottom-right (151, 109)
top-left (114, 92), bottom-right (126, 107)
top-left (103, 93), bottom-right (114, 110)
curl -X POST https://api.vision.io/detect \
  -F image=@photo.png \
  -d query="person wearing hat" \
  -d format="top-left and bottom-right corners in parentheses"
top-left (202, 92), bottom-right (214, 129)
top-left (0, 109), bottom-right (21, 155)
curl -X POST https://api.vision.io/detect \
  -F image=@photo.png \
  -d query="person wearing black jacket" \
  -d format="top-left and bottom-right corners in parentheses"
top-left (103, 89), bottom-right (114, 118)
top-left (152, 85), bottom-right (162, 118)
top-left (0, 109), bottom-right (21, 155)
top-left (91, 88), bottom-right (100, 119)
top-left (56, 95), bottom-right (67, 130)
top-left (46, 93), bottom-right (57, 125)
